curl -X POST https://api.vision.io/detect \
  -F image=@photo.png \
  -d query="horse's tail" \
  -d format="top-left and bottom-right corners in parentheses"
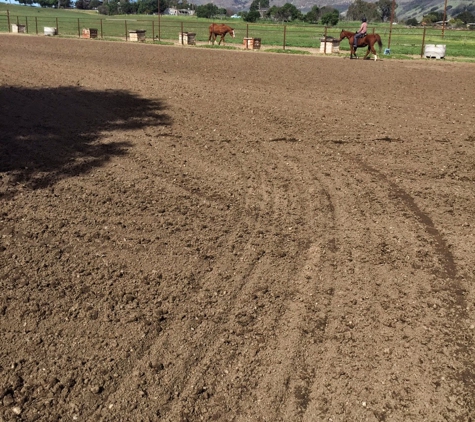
top-left (376, 34), bottom-right (383, 53)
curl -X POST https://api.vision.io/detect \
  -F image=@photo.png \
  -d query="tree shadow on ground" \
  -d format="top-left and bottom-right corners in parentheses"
top-left (0, 86), bottom-right (171, 195)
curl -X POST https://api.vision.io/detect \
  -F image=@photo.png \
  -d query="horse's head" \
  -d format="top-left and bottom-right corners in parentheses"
top-left (339, 30), bottom-right (350, 41)
top-left (230, 28), bottom-right (235, 38)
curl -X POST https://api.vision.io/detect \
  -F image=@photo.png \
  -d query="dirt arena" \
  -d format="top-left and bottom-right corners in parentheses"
top-left (1, 35), bottom-right (474, 421)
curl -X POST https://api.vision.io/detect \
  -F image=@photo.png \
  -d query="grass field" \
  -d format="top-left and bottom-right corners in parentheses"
top-left (2, 2), bottom-right (475, 60)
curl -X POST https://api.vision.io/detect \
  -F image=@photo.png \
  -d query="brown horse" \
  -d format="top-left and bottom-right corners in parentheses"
top-left (208, 23), bottom-right (235, 46)
top-left (339, 30), bottom-right (383, 61)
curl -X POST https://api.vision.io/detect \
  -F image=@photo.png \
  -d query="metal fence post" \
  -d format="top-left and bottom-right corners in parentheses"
top-left (246, 23), bottom-right (249, 38)
top-left (181, 21), bottom-right (183, 44)
top-left (56, 17), bottom-right (58, 35)
top-left (7, 10), bottom-right (10, 32)
top-left (78, 18), bottom-right (80, 37)
top-left (100, 19), bottom-right (103, 39)
top-left (35, 16), bottom-right (38, 35)
top-left (26, 16), bottom-right (28, 33)
top-left (125, 20), bottom-right (128, 41)
top-left (152, 20), bottom-right (155, 41)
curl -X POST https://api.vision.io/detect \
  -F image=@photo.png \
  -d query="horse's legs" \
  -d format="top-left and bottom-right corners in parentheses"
top-left (371, 43), bottom-right (378, 61)
top-left (364, 43), bottom-right (378, 61)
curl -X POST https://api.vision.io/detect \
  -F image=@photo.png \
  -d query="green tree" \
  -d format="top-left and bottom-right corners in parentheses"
top-left (17, 0), bottom-right (36, 6)
top-left (375, 0), bottom-right (397, 22)
top-left (196, 3), bottom-right (219, 18)
top-left (90, 0), bottom-right (102, 8)
top-left (137, 0), bottom-right (157, 15)
top-left (422, 11), bottom-right (444, 24)
top-left (249, 0), bottom-right (269, 12)
top-left (37, 0), bottom-right (71, 7)
top-left (75, 0), bottom-right (88, 8)
top-left (304, 5), bottom-right (319, 23)
top-left (242, 9), bottom-right (260, 22)
top-left (321, 9), bottom-right (339, 26)
top-left (455, 11), bottom-right (475, 24)
top-left (97, 4), bottom-right (108, 14)
top-left (106, 0), bottom-right (119, 14)
top-left (406, 17), bottom-right (418, 26)
top-left (346, 0), bottom-right (379, 22)
top-left (270, 3), bottom-right (302, 21)
top-left (120, 0), bottom-right (137, 14)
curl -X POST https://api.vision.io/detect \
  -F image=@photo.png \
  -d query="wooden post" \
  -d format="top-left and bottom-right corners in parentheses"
top-left (56, 17), bottom-right (59, 35)
top-left (125, 20), bottom-right (128, 41)
top-left (246, 23), bottom-right (249, 38)
top-left (7, 10), bottom-right (10, 32)
top-left (26, 16), bottom-right (28, 33)
top-left (78, 18), bottom-right (80, 37)
top-left (323, 26), bottom-right (327, 54)
top-left (152, 20), bottom-right (155, 41)
top-left (283, 25), bottom-right (286, 50)
top-left (420, 26), bottom-right (426, 58)
top-left (35, 16), bottom-right (38, 35)
top-left (100, 19), bottom-right (103, 39)
top-left (181, 21), bottom-right (184, 44)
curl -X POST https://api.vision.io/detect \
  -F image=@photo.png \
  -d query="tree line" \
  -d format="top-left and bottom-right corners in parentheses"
top-left (15, 0), bottom-right (390, 25)
top-left (14, 0), bottom-right (475, 28)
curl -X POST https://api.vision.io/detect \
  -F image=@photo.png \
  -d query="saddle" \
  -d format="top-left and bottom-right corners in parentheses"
top-left (353, 33), bottom-right (367, 48)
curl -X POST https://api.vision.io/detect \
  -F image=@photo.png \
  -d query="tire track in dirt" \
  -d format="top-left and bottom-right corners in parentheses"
top-left (93, 137), bottom-right (306, 420)
top-left (353, 158), bottom-right (456, 280)
top-left (350, 154), bottom-right (475, 417)
top-left (244, 140), bottom-right (338, 421)
top-left (294, 143), bottom-right (474, 420)
top-left (172, 140), bottom-right (335, 421)
top-left (98, 134), bottom-right (474, 421)
top-left (99, 136), bottom-right (339, 421)
top-left (80, 137), bottom-right (250, 418)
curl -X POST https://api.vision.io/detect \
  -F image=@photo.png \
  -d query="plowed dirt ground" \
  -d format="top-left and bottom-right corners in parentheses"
top-left (1, 35), bottom-right (475, 422)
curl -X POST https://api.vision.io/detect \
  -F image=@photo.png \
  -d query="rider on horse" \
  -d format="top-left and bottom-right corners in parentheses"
top-left (354, 17), bottom-right (367, 49)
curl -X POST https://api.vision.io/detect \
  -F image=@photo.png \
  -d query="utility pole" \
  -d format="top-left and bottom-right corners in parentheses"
top-left (157, 0), bottom-right (161, 41)
top-left (387, 0), bottom-right (396, 50)
top-left (442, 0), bottom-right (448, 37)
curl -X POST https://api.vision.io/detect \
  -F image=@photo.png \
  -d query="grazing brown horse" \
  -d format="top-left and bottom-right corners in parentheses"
top-left (208, 23), bottom-right (235, 46)
top-left (339, 30), bottom-right (383, 61)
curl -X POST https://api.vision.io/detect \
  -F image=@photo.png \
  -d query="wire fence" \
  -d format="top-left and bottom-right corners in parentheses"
top-left (2, 12), bottom-right (475, 58)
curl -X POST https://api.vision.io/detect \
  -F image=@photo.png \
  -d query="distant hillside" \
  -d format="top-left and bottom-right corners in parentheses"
top-left (204, 0), bottom-right (475, 22)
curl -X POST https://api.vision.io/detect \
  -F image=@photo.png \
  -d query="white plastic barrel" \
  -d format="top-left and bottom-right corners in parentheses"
top-left (44, 27), bottom-right (57, 36)
top-left (424, 44), bottom-right (446, 59)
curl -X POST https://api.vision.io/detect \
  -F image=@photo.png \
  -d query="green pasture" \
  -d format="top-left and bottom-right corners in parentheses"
top-left (1, 2), bottom-right (475, 60)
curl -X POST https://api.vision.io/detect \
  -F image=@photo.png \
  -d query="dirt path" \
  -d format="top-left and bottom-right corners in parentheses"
top-left (1, 35), bottom-right (475, 421)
